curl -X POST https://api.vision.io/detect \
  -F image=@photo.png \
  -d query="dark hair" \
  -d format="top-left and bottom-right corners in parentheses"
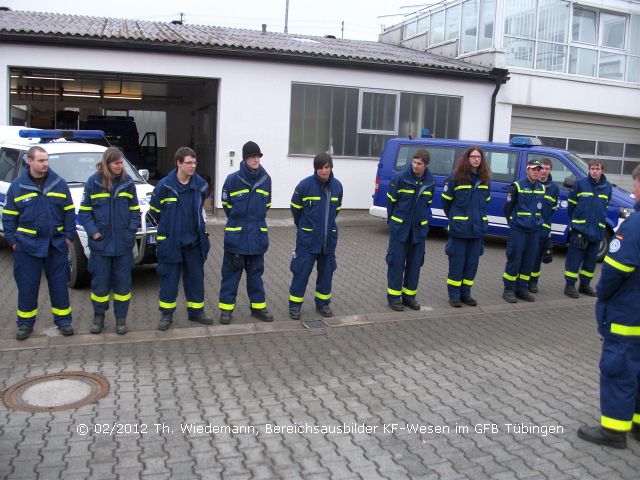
top-left (539, 157), bottom-right (553, 167)
top-left (174, 146), bottom-right (197, 164)
top-left (27, 146), bottom-right (47, 160)
top-left (97, 147), bottom-right (126, 191)
top-left (412, 149), bottom-right (430, 165)
top-left (452, 146), bottom-right (491, 184)
top-left (588, 158), bottom-right (605, 170)
top-left (313, 152), bottom-right (333, 170)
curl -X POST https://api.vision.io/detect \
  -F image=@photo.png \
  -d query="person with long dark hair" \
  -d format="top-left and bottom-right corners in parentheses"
top-left (441, 146), bottom-right (491, 307)
top-left (80, 147), bottom-right (141, 334)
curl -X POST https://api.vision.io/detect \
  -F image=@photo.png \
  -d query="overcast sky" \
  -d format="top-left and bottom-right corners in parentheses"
top-left (1, 0), bottom-right (436, 41)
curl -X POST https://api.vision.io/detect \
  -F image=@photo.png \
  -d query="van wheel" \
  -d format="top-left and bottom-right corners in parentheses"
top-left (68, 236), bottom-right (89, 288)
top-left (596, 230), bottom-right (611, 263)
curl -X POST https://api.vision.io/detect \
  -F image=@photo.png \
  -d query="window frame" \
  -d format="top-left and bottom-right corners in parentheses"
top-left (357, 89), bottom-right (401, 136)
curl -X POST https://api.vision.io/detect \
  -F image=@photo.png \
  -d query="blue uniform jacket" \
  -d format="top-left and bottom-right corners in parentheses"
top-left (539, 176), bottom-right (559, 239)
top-left (2, 168), bottom-right (76, 257)
top-left (441, 173), bottom-right (490, 239)
top-left (386, 165), bottom-right (435, 243)
top-left (290, 171), bottom-right (343, 254)
top-left (596, 202), bottom-right (640, 344)
top-left (79, 173), bottom-right (141, 257)
top-left (504, 177), bottom-right (545, 232)
top-left (221, 161), bottom-right (271, 255)
top-left (149, 170), bottom-right (210, 263)
top-left (568, 174), bottom-right (612, 242)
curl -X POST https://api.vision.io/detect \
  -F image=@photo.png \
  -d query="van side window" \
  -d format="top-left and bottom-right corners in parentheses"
top-left (526, 153), bottom-right (573, 189)
top-left (395, 145), bottom-right (465, 176)
top-left (0, 148), bottom-right (19, 182)
top-left (484, 151), bottom-right (518, 183)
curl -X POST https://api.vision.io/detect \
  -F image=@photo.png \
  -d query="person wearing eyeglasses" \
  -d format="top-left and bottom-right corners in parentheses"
top-left (149, 147), bottom-right (212, 331)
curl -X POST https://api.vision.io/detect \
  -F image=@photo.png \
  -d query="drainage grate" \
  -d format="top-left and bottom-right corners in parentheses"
top-left (3, 372), bottom-right (110, 413)
top-left (302, 318), bottom-right (328, 329)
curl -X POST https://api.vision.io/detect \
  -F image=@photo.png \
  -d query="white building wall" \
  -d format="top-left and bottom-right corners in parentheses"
top-left (0, 43), bottom-right (495, 209)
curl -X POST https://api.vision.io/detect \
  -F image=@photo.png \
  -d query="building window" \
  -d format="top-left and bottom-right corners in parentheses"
top-left (569, 47), bottom-right (597, 76)
top-left (625, 144), bottom-right (640, 159)
top-left (445, 4), bottom-right (461, 41)
top-left (538, 136), bottom-right (567, 149)
top-left (478, 0), bottom-right (495, 50)
top-left (461, 0), bottom-right (478, 54)
top-left (568, 138), bottom-right (596, 155)
top-left (403, 21), bottom-right (418, 39)
top-left (600, 12), bottom-right (626, 49)
top-left (505, 37), bottom-right (535, 68)
top-left (358, 90), bottom-right (400, 135)
top-left (537, 42), bottom-right (566, 71)
top-left (430, 10), bottom-right (445, 44)
top-left (597, 141), bottom-right (624, 157)
top-left (417, 16), bottom-right (429, 35)
top-left (572, 7), bottom-right (597, 44)
top-left (599, 51), bottom-right (625, 80)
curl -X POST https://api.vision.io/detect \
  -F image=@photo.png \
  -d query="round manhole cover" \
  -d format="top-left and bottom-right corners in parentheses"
top-left (3, 372), bottom-right (109, 413)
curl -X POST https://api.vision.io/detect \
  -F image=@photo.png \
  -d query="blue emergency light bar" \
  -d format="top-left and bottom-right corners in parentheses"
top-left (19, 129), bottom-right (105, 140)
top-left (510, 136), bottom-right (542, 147)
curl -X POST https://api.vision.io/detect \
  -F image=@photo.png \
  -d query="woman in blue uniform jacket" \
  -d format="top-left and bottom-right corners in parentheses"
top-left (79, 147), bottom-right (141, 334)
top-left (441, 146), bottom-right (491, 307)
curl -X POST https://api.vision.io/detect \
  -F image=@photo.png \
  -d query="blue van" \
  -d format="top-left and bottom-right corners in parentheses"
top-left (370, 137), bottom-right (636, 260)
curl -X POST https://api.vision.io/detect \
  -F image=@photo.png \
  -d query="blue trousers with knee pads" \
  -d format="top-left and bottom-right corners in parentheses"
top-left (446, 236), bottom-right (483, 300)
top-left (503, 229), bottom-right (539, 292)
top-left (158, 246), bottom-right (205, 316)
top-left (599, 339), bottom-right (640, 431)
top-left (289, 250), bottom-right (336, 308)
top-left (89, 253), bottom-right (133, 319)
top-left (565, 241), bottom-right (599, 286)
top-left (386, 234), bottom-right (425, 303)
top-left (219, 253), bottom-right (266, 311)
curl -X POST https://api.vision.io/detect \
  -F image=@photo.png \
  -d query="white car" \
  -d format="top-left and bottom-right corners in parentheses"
top-left (0, 129), bottom-right (158, 287)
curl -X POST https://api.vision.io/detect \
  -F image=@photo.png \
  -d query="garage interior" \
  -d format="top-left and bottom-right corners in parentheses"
top-left (9, 67), bottom-right (218, 191)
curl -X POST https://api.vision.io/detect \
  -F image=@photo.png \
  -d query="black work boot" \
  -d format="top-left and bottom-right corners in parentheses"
top-left (116, 318), bottom-right (127, 335)
top-left (158, 312), bottom-right (173, 331)
top-left (529, 281), bottom-right (538, 293)
top-left (90, 313), bottom-right (105, 334)
top-left (289, 305), bottom-right (301, 320)
top-left (578, 425), bottom-right (627, 449)
top-left (461, 297), bottom-right (478, 306)
top-left (632, 423), bottom-right (640, 441)
top-left (402, 298), bottom-right (421, 310)
top-left (564, 284), bottom-right (579, 298)
top-left (316, 304), bottom-right (333, 317)
top-left (502, 288), bottom-right (517, 303)
top-left (515, 290), bottom-right (535, 302)
top-left (251, 308), bottom-right (274, 322)
top-left (58, 324), bottom-right (74, 336)
top-left (449, 298), bottom-right (462, 308)
top-left (16, 325), bottom-right (33, 341)
top-left (579, 283), bottom-right (596, 297)
top-left (188, 312), bottom-right (213, 325)
top-left (219, 310), bottom-right (232, 325)
top-left (388, 299), bottom-right (404, 311)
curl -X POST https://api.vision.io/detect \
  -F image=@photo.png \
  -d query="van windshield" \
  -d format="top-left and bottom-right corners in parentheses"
top-left (46, 152), bottom-right (144, 184)
top-left (566, 152), bottom-right (589, 175)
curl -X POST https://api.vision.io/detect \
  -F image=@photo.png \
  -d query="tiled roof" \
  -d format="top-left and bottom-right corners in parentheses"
top-left (0, 9), bottom-right (498, 79)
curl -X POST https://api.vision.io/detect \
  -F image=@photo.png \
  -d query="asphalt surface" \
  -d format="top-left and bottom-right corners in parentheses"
top-left (0, 212), bottom-right (638, 479)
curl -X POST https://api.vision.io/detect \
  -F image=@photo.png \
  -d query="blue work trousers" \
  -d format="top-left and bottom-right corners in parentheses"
top-left (530, 236), bottom-right (548, 285)
top-left (503, 228), bottom-right (539, 292)
top-left (13, 244), bottom-right (72, 327)
top-left (158, 245), bottom-right (205, 316)
top-left (565, 241), bottom-right (599, 286)
top-left (219, 253), bottom-right (266, 311)
top-left (599, 339), bottom-right (640, 432)
top-left (289, 250), bottom-right (336, 307)
top-left (445, 236), bottom-right (483, 300)
top-left (386, 236), bottom-right (425, 302)
top-left (89, 253), bottom-right (133, 319)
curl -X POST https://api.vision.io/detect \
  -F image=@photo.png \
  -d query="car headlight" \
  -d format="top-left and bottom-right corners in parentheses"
top-left (619, 207), bottom-right (633, 219)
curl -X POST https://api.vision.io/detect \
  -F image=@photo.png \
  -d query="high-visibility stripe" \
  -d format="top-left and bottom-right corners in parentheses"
top-left (15, 192), bottom-right (38, 202)
top-left (57, 226), bottom-right (64, 232)
top-left (17, 309), bottom-right (37, 319)
top-left (91, 193), bottom-right (110, 199)
top-left (610, 323), bottom-right (640, 336)
top-left (230, 189), bottom-right (249, 197)
top-left (387, 193), bottom-right (397, 203)
top-left (290, 202), bottom-right (303, 209)
top-left (256, 189), bottom-right (269, 196)
top-left (114, 292), bottom-right (132, 302)
top-left (598, 223), bottom-right (605, 228)
top-left (482, 216), bottom-right (488, 220)
top-left (2, 209), bottom-right (19, 215)
top-left (157, 235), bottom-right (167, 240)
top-left (572, 219), bottom-right (586, 224)
top-left (454, 185), bottom-right (472, 191)
top-left (441, 193), bottom-right (454, 200)
top-left (422, 191), bottom-right (432, 196)
top-left (478, 185), bottom-right (489, 189)
top-left (218, 302), bottom-right (235, 311)
top-left (289, 295), bottom-right (304, 303)
top-left (51, 306), bottom-right (72, 316)
top-left (447, 278), bottom-right (462, 287)
top-left (542, 223), bottom-right (551, 229)
top-left (301, 227), bottom-right (313, 232)
top-left (420, 220), bottom-right (428, 225)
top-left (601, 416), bottom-right (632, 431)
top-left (221, 201), bottom-right (230, 208)
top-left (598, 194), bottom-right (609, 200)
top-left (150, 206), bottom-right (161, 213)
top-left (579, 269), bottom-right (594, 278)
top-left (390, 216), bottom-right (403, 223)
top-left (64, 204), bottom-right (75, 211)
top-left (516, 212), bottom-right (531, 216)
top-left (531, 271), bottom-right (541, 278)
top-left (402, 287), bottom-right (417, 295)
top-left (260, 227), bottom-right (268, 232)
top-left (159, 300), bottom-right (177, 309)
top-left (486, 197), bottom-right (491, 202)
top-left (186, 301), bottom-right (204, 309)
top-left (565, 270), bottom-right (579, 278)
top-left (46, 192), bottom-right (67, 199)
top-left (331, 197), bottom-right (339, 201)
top-left (17, 227), bottom-right (37, 234)
top-left (533, 189), bottom-right (544, 194)
top-left (397, 189), bottom-right (415, 194)
top-left (519, 274), bottom-right (530, 281)
top-left (117, 192), bottom-right (133, 199)
top-left (634, 413), bottom-right (640, 424)
top-left (336, 206), bottom-right (342, 211)
top-left (503, 272), bottom-right (517, 281)
top-left (251, 302), bottom-right (267, 309)
top-left (387, 288), bottom-right (402, 296)
top-left (315, 292), bottom-right (332, 300)
top-left (160, 197), bottom-right (177, 203)
top-left (463, 279), bottom-right (474, 286)
top-left (79, 205), bottom-right (93, 211)
top-left (544, 195), bottom-right (556, 202)
top-left (577, 192), bottom-right (593, 197)
top-left (225, 227), bottom-right (242, 232)
top-left (604, 256), bottom-right (636, 273)
top-left (267, 203), bottom-right (273, 208)
top-left (302, 196), bottom-right (321, 201)
top-left (129, 205), bottom-right (140, 211)
top-left (568, 198), bottom-right (577, 204)
top-left (91, 293), bottom-right (110, 303)
top-left (452, 216), bottom-right (468, 220)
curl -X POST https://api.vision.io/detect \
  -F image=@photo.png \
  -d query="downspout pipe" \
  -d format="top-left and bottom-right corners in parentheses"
top-left (488, 67), bottom-right (509, 142)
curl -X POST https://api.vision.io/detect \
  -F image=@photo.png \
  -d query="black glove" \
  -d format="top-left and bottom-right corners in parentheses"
top-left (541, 238), bottom-right (553, 264)
top-left (572, 232), bottom-right (587, 250)
top-left (230, 253), bottom-right (245, 271)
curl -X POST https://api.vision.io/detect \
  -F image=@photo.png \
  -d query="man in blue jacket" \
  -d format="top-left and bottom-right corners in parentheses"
top-left (564, 159), bottom-right (612, 298)
top-left (288, 153), bottom-right (343, 320)
top-left (529, 157), bottom-right (560, 293)
top-left (578, 165), bottom-right (640, 450)
top-left (502, 159), bottom-right (545, 303)
top-left (386, 149), bottom-right (435, 311)
top-left (2, 146), bottom-right (76, 340)
top-left (218, 141), bottom-right (273, 324)
top-left (149, 147), bottom-right (211, 331)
